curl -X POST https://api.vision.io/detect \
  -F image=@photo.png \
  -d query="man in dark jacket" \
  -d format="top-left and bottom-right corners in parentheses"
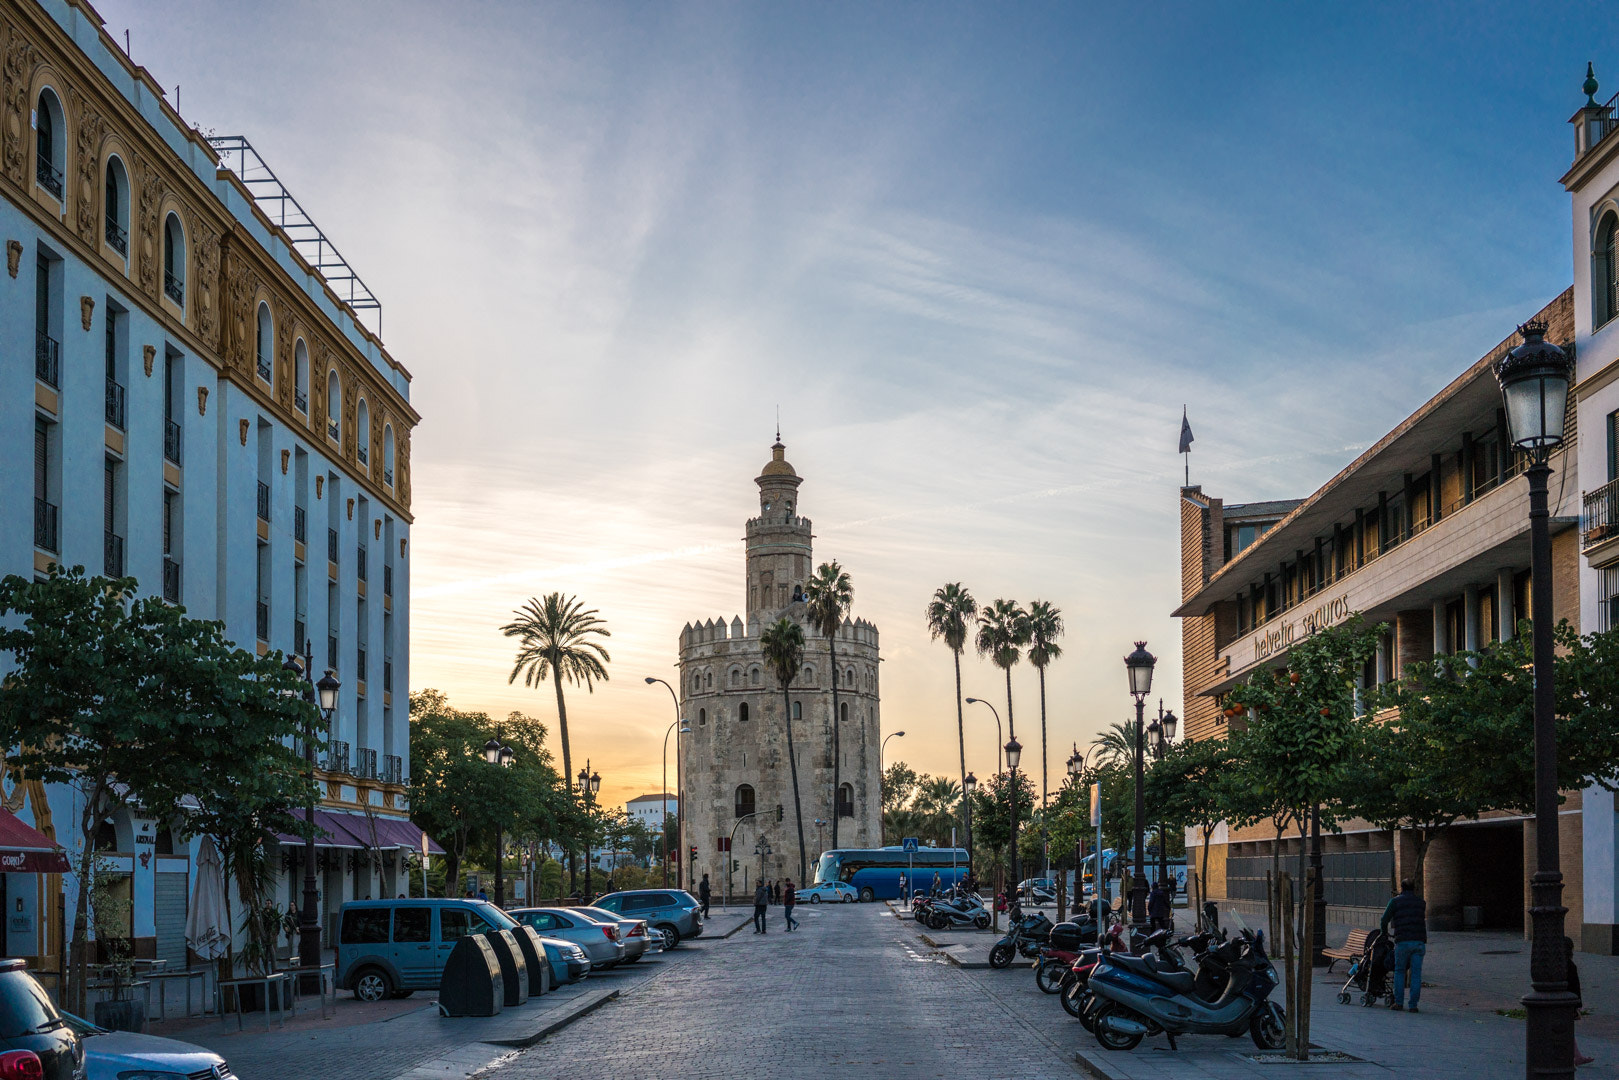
top-left (1380, 879), bottom-right (1427, 1012)
top-left (1147, 880), bottom-right (1171, 931)
top-left (753, 881), bottom-right (769, 934)
top-left (698, 874), bottom-right (711, 918)
top-left (784, 879), bottom-right (799, 932)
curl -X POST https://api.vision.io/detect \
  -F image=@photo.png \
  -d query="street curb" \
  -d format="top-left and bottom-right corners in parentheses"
top-left (1071, 1050), bottom-right (1126, 1080)
top-left (488, 987), bottom-right (619, 1048)
top-left (721, 913), bottom-right (756, 939)
top-left (387, 989), bottom-right (620, 1080)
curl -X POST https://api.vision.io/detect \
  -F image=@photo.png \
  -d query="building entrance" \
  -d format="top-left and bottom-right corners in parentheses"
top-left (1449, 822), bottom-right (1524, 931)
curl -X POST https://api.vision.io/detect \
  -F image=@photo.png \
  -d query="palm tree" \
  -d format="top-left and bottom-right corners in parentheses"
top-left (976, 598), bottom-right (1029, 884)
top-left (502, 592), bottom-right (611, 890)
top-left (926, 583), bottom-right (977, 856)
top-left (803, 561), bottom-right (853, 848)
top-left (1096, 720), bottom-right (1137, 769)
top-left (916, 776), bottom-right (962, 846)
top-left (1026, 599), bottom-right (1065, 817)
top-left (760, 617), bottom-right (809, 883)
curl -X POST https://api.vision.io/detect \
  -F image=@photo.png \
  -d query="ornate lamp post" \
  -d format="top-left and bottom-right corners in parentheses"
top-left (962, 768), bottom-right (976, 872)
top-left (1495, 319), bottom-right (1576, 1080)
top-left (577, 761), bottom-right (602, 899)
top-left (483, 733), bottom-right (514, 905)
top-left (1146, 706), bottom-right (1177, 888)
top-left (1123, 641), bottom-right (1156, 923)
top-left (283, 653), bottom-right (338, 977)
top-left (1005, 736), bottom-right (1023, 900)
top-left (645, 677), bottom-right (687, 889)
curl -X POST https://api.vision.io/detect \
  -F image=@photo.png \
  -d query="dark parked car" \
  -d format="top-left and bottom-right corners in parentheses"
top-left (0, 959), bottom-right (81, 1080)
top-left (592, 890), bottom-right (703, 950)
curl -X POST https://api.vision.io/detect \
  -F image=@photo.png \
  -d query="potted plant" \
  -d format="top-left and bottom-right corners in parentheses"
top-left (89, 860), bottom-right (145, 1033)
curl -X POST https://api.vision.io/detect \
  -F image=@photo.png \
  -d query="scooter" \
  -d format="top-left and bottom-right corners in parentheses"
top-left (1085, 915), bottom-right (1285, 1052)
top-left (926, 893), bottom-right (991, 931)
top-left (989, 904), bottom-right (1055, 968)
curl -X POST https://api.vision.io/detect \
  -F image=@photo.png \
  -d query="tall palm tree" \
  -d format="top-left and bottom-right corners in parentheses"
top-left (803, 561), bottom-right (853, 848)
top-left (502, 592), bottom-right (611, 890)
top-left (1096, 720), bottom-right (1137, 769)
top-left (760, 617), bottom-right (809, 883)
top-left (976, 598), bottom-right (1029, 884)
top-left (1025, 600), bottom-right (1065, 817)
top-left (926, 583), bottom-right (977, 857)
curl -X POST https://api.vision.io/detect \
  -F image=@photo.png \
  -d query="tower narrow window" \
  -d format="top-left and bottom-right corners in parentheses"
top-left (698, 708), bottom-right (706, 726)
top-left (735, 785), bottom-right (755, 819)
top-left (837, 784), bottom-right (854, 818)
top-left (1597, 211), bottom-right (1619, 328)
top-left (34, 91), bottom-right (63, 200)
top-left (739, 703), bottom-right (749, 722)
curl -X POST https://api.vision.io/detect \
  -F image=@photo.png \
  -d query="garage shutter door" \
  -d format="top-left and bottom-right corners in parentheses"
top-left (154, 872), bottom-right (189, 967)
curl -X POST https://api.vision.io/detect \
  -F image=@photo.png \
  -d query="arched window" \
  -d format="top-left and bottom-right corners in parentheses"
top-left (730, 669), bottom-right (740, 687)
top-left (294, 340), bottom-right (309, 413)
top-left (1597, 211), bottom-right (1619, 328)
top-left (34, 90), bottom-right (63, 200)
top-left (803, 665), bottom-right (815, 684)
top-left (739, 703), bottom-right (749, 722)
top-left (750, 667), bottom-right (761, 686)
top-left (356, 398), bottom-right (370, 465)
top-left (326, 370), bottom-right (341, 441)
top-left (255, 302), bottom-right (273, 383)
top-left (383, 424), bottom-right (395, 486)
top-left (735, 785), bottom-right (755, 819)
top-left (104, 156), bottom-right (129, 256)
top-left (840, 702), bottom-right (848, 723)
top-left (844, 667), bottom-right (855, 687)
top-left (692, 672), bottom-right (701, 694)
top-left (162, 213), bottom-right (185, 306)
top-left (837, 784), bottom-right (854, 818)
top-left (791, 701), bottom-right (801, 720)
top-left (698, 708), bottom-right (706, 726)
top-left (705, 672), bottom-right (712, 689)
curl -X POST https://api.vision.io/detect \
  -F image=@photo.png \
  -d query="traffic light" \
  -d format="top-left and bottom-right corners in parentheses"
top-left (775, 804), bottom-right (783, 823)
top-left (732, 860), bottom-right (740, 872)
top-left (689, 846), bottom-right (697, 859)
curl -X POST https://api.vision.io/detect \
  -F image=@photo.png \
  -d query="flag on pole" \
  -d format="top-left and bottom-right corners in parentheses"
top-left (1178, 407), bottom-right (1194, 454)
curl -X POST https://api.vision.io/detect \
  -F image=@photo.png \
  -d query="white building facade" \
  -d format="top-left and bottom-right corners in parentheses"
top-left (1, 0), bottom-right (418, 969)
top-left (626, 794), bottom-right (676, 831)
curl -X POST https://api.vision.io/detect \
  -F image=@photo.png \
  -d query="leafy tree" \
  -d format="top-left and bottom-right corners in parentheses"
top-left (1143, 736), bottom-right (1246, 912)
top-left (804, 561), bottom-right (853, 847)
top-left (760, 617), bottom-right (809, 883)
top-left (882, 762), bottom-right (919, 813)
top-left (1025, 600), bottom-right (1064, 817)
top-left (0, 567), bottom-right (312, 1012)
top-left (925, 583), bottom-right (978, 853)
top-left (968, 770), bottom-right (1035, 880)
top-left (501, 592), bottom-right (611, 890)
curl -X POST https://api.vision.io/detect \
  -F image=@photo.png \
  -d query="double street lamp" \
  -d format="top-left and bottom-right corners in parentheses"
top-left (1123, 641), bottom-right (1156, 923)
top-left (1495, 319), bottom-right (1576, 1079)
top-left (282, 651), bottom-right (339, 977)
top-left (482, 733), bottom-right (514, 906)
top-left (1145, 705), bottom-right (1178, 889)
top-left (577, 761), bottom-right (602, 898)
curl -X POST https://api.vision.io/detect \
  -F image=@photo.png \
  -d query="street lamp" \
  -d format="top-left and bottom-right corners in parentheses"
top-left (1496, 318), bottom-right (1576, 1079)
top-left (1123, 641), bottom-right (1155, 923)
top-left (1005, 736), bottom-right (1023, 899)
top-left (964, 698), bottom-right (1003, 774)
top-left (646, 677), bottom-right (687, 889)
top-left (578, 761), bottom-right (602, 899)
top-left (753, 837), bottom-right (772, 892)
top-left (285, 654), bottom-right (339, 979)
top-left (483, 732), bottom-right (514, 906)
top-left (1146, 705), bottom-right (1178, 889)
top-left (879, 730), bottom-right (906, 844)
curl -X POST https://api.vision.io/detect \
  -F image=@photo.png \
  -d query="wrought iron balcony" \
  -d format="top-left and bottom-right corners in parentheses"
top-left (256, 481), bottom-right (270, 523)
top-left (327, 416), bottom-right (339, 441)
top-left (163, 419), bottom-right (182, 465)
top-left (257, 354), bottom-right (272, 383)
top-left (1587, 89), bottom-right (1619, 156)
top-left (327, 527), bottom-right (339, 564)
top-left (383, 754), bottom-right (403, 785)
top-left (162, 557), bottom-right (181, 602)
top-left (294, 389), bottom-right (307, 414)
top-left (294, 505), bottom-right (307, 544)
top-left (33, 498), bottom-right (58, 553)
top-left (104, 531), bottom-right (124, 577)
top-left (105, 378), bottom-right (126, 429)
top-left (357, 445), bottom-right (368, 466)
top-left (163, 271), bottom-right (184, 305)
top-left (105, 216), bottom-right (128, 256)
top-left (35, 157), bottom-right (62, 199)
top-left (256, 600), bottom-right (270, 641)
top-left (384, 467), bottom-right (394, 487)
top-left (35, 331), bottom-right (59, 388)
top-left (1583, 478), bottom-right (1619, 551)
top-left (324, 740), bottom-right (351, 775)
top-left (357, 747), bottom-right (378, 781)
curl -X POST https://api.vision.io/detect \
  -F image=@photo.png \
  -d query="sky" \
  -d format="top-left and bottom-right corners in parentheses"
top-left (91, 0), bottom-right (1600, 808)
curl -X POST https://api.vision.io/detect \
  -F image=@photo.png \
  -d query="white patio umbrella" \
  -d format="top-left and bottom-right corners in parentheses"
top-left (185, 836), bottom-right (229, 962)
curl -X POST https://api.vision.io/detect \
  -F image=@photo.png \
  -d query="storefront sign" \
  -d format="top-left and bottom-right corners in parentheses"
top-left (1251, 593), bottom-right (1350, 661)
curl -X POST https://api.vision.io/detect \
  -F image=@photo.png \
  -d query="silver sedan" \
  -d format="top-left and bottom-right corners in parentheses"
top-left (64, 1011), bottom-right (238, 1080)
top-left (509, 907), bottom-right (627, 969)
top-left (573, 905), bottom-right (652, 963)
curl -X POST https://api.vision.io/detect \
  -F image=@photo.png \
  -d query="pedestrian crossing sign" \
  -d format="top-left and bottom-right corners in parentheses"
top-left (902, 837), bottom-right (919, 853)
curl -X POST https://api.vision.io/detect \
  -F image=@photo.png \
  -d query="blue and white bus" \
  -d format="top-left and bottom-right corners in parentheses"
top-left (814, 847), bottom-right (971, 902)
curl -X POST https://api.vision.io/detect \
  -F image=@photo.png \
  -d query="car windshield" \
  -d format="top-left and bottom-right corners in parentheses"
top-left (576, 907), bottom-right (623, 922)
top-left (473, 902), bottom-right (518, 931)
top-left (0, 971), bottom-right (64, 1038)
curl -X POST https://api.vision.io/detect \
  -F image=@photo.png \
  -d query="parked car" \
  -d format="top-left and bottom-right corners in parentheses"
top-left (507, 908), bottom-right (626, 969)
top-left (591, 889), bottom-right (704, 950)
top-left (61, 1010), bottom-right (235, 1080)
top-left (336, 897), bottom-right (526, 1001)
top-left (537, 936), bottom-right (591, 986)
top-left (0, 960), bottom-right (80, 1080)
top-left (795, 881), bottom-right (857, 904)
top-left (572, 906), bottom-right (652, 963)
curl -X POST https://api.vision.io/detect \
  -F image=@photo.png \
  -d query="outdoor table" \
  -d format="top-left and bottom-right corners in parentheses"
top-left (85, 978), bottom-right (152, 1022)
top-left (217, 972), bottom-right (292, 1031)
top-left (148, 968), bottom-right (207, 1020)
top-left (290, 962), bottom-right (337, 1020)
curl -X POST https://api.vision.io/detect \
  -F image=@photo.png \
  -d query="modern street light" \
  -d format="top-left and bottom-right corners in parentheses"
top-left (645, 677), bottom-right (687, 889)
top-left (578, 761), bottom-right (602, 899)
top-left (1123, 641), bottom-right (1156, 923)
top-left (879, 730), bottom-right (906, 843)
top-left (483, 732), bottom-right (514, 906)
top-left (1005, 735), bottom-right (1023, 900)
top-left (1495, 318), bottom-right (1576, 1079)
top-left (964, 698), bottom-right (1004, 774)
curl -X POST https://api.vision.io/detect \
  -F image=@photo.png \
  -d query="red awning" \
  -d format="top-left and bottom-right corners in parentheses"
top-left (276, 809), bottom-right (442, 854)
top-left (0, 809), bottom-right (70, 873)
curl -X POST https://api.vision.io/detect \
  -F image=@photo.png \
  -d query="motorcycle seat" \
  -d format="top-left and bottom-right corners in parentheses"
top-left (1111, 953), bottom-right (1196, 995)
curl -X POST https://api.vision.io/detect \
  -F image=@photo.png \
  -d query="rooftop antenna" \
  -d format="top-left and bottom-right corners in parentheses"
top-left (775, 405), bottom-right (781, 444)
top-left (123, 29), bottom-right (129, 56)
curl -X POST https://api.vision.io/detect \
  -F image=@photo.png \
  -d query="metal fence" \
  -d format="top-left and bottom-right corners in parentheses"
top-left (1223, 849), bottom-right (1392, 908)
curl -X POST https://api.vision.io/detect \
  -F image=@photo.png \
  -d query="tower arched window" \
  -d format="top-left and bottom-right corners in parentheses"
top-left (104, 156), bottom-right (129, 256)
top-left (730, 669), bottom-right (740, 687)
top-left (750, 667), bottom-right (761, 686)
top-left (294, 340), bottom-right (309, 414)
top-left (162, 213), bottom-right (185, 306)
top-left (326, 370), bottom-right (341, 441)
top-left (837, 784), bottom-right (854, 818)
top-left (705, 672), bottom-right (712, 689)
top-left (840, 702), bottom-right (848, 723)
top-left (844, 668), bottom-right (855, 688)
top-left (357, 398), bottom-right (370, 465)
top-left (698, 708), bottom-right (706, 726)
top-left (692, 672), bottom-right (701, 694)
top-left (34, 90), bottom-right (63, 200)
top-left (739, 703), bottom-right (749, 722)
top-left (1597, 211), bottom-right (1619, 328)
top-left (255, 302), bottom-right (273, 383)
top-left (791, 701), bottom-right (801, 720)
top-left (735, 785), bottom-right (755, 819)
top-left (803, 665), bottom-right (815, 684)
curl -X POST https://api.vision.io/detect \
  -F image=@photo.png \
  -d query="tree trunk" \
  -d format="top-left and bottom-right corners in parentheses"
top-left (1003, 665), bottom-right (1019, 889)
top-left (782, 687), bottom-right (807, 884)
top-left (1413, 829), bottom-right (1432, 898)
top-left (1038, 665), bottom-right (1048, 879)
top-left (953, 649), bottom-right (970, 862)
top-left (829, 635), bottom-right (841, 850)
top-left (71, 786), bottom-right (99, 1017)
top-left (1200, 822), bottom-right (1216, 925)
top-left (551, 666), bottom-right (575, 892)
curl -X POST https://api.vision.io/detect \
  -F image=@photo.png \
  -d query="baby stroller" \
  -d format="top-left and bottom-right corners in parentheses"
top-left (1336, 929), bottom-right (1393, 1007)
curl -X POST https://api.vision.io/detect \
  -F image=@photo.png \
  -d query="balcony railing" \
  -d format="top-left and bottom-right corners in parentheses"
top-left (357, 445), bottom-right (368, 466)
top-left (294, 389), bottom-right (307, 414)
top-left (327, 416), bottom-right (339, 441)
top-left (35, 331), bottom-right (59, 387)
top-left (324, 740), bottom-right (351, 775)
top-left (327, 633), bottom-right (338, 671)
top-left (162, 557), bottom-right (181, 602)
top-left (356, 545), bottom-right (367, 582)
top-left (33, 498), bottom-right (58, 553)
top-left (163, 419), bottom-right (182, 465)
top-left (256, 600), bottom-right (269, 641)
top-left (294, 505), bottom-right (307, 544)
top-left (105, 378), bottom-right (126, 429)
top-left (256, 355), bottom-right (272, 383)
top-left (382, 754), bottom-right (403, 785)
top-left (1583, 478), bottom-right (1619, 550)
top-left (163, 271), bottom-right (184, 305)
top-left (356, 747), bottom-right (378, 781)
top-left (384, 467), bottom-right (394, 487)
top-left (35, 157), bottom-right (62, 199)
top-left (104, 531), bottom-right (124, 577)
top-left (256, 481), bottom-right (270, 523)
top-left (327, 527), bottom-right (339, 564)
top-left (1587, 89), bottom-right (1619, 156)
top-left (105, 216), bottom-right (128, 256)
top-left (383, 564), bottom-right (393, 597)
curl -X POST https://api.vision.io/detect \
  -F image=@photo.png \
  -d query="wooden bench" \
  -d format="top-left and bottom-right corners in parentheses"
top-left (1321, 928), bottom-right (1370, 972)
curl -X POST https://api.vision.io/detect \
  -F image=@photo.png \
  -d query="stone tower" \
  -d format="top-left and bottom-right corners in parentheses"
top-left (678, 440), bottom-right (883, 899)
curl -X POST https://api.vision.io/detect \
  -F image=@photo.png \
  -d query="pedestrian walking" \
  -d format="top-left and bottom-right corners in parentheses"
top-left (1147, 879), bottom-right (1171, 931)
top-left (784, 879), bottom-right (799, 932)
top-left (898, 872), bottom-right (908, 906)
top-left (1568, 938), bottom-right (1595, 1066)
top-left (698, 874), bottom-right (711, 918)
top-left (1380, 879), bottom-right (1427, 1012)
top-left (753, 881), bottom-right (769, 934)
top-left (932, 871), bottom-right (943, 896)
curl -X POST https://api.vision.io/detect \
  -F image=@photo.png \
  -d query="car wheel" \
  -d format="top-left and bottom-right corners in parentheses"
top-left (843, 894), bottom-right (854, 903)
top-left (657, 924), bottom-right (681, 950)
top-left (353, 967), bottom-right (391, 1003)
top-left (810, 894), bottom-right (821, 904)
top-left (859, 887), bottom-right (875, 902)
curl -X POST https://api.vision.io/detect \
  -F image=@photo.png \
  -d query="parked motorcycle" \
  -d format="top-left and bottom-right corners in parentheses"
top-left (1035, 916), bottom-right (1100, 993)
top-left (989, 904), bottom-right (1055, 969)
top-left (925, 893), bottom-right (991, 931)
top-left (1085, 910), bottom-right (1285, 1052)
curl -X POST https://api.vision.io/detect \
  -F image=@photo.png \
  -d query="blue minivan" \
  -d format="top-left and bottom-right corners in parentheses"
top-left (337, 898), bottom-right (526, 1001)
